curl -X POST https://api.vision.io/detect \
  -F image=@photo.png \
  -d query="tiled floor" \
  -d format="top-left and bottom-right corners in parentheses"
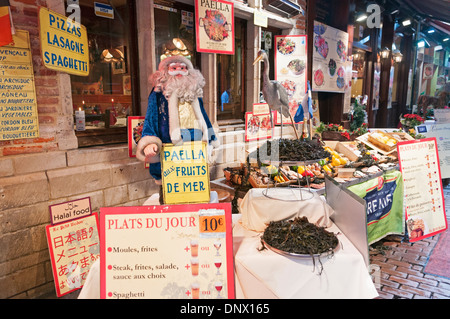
top-left (369, 183), bottom-right (450, 299)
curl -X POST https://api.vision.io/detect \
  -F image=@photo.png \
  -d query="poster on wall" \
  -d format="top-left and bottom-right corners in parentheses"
top-left (0, 30), bottom-right (39, 141)
top-left (245, 110), bottom-right (274, 142)
top-left (274, 35), bottom-right (307, 124)
top-left (195, 0), bottom-right (234, 54)
top-left (100, 203), bottom-right (235, 299)
top-left (415, 124), bottom-right (450, 179)
top-left (397, 138), bottom-right (448, 242)
top-left (312, 21), bottom-right (349, 93)
top-left (39, 7), bottom-right (89, 76)
top-left (46, 213), bottom-right (100, 297)
top-left (127, 116), bottom-right (145, 157)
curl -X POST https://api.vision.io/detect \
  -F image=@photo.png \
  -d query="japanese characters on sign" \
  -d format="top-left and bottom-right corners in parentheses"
top-left (0, 30), bottom-right (39, 141)
top-left (161, 142), bottom-right (210, 205)
top-left (397, 138), bottom-right (448, 242)
top-left (39, 7), bottom-right (89, 76)
top-left (195, 0), bottom-right (234, 54)
top-left (100, 203), bottom-right (235, 299)
top-left (46, 214), bottom-right (100, 297)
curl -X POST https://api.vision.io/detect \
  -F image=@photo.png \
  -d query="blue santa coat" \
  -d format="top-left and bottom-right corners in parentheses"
top-left (141, 90), bottom-right (218, 180)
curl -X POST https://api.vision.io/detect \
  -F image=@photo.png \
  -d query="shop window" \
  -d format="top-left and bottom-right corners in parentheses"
top-left (217, 18), bottom-right (246, 122)
top-left (154, 1), bottom-right (198, 68)
top-left (69, 0), bottom-right (137, 147)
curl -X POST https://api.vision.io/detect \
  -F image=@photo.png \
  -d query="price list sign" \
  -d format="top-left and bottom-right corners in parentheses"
top-left (397, 138), bottom-right (448, 242)
top-left (100, 203), bottom-right (234, 299)
top-left (0, 30), bottom-right (39, 141)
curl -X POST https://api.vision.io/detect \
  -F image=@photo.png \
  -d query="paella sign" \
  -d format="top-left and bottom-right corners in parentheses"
top-left (195, 0), bottom-right (234, 54)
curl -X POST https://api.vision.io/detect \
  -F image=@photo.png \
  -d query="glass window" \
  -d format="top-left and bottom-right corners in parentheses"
top-left (154, 1), bottom-right (197, 68)
top-left (217, 18), bottom-right (246, 122)
top-left (69, 0), bottom-right (136, 146)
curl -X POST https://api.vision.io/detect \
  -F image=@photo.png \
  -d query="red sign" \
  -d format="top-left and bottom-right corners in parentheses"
top-left (397, 138), bottom-right (448, 242)
top-left (46, 214), bottom-right (100, 297)
top-left (99, 203), bottom-right (234, 299)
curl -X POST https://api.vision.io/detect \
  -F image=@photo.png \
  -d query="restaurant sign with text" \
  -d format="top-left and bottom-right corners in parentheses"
top-left (39, 7), bottom-right (89, 76)
top-left (195, 0), bottom-right (234, 54)
top-left (162, 142), bottom-right (210, 205)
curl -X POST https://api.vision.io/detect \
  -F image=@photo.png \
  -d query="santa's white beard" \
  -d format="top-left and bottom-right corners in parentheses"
top-left (164, 74), bottom-right (203, 103)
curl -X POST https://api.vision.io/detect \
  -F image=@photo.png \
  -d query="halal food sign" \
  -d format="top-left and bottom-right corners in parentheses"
top-left (39, 7), bottom-right (89, 76)
top-left (195, 0), bottom-right (234, 54)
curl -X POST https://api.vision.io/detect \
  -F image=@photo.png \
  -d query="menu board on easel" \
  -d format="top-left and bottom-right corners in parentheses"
top-left (100, 203), bottom-right (234, 299)
top-left (312, 21), bottom-right (349, 93)
top-left (397, 138), bottom-right (448, 242)
top-left (274, 35), bottom-right (307, 124)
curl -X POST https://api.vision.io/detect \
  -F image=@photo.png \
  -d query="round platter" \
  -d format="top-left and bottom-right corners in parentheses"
top-left (261, 237), bottom-right (340, 259)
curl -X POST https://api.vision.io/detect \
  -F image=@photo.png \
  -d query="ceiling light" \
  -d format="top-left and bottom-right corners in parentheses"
top-left (391, 9), bottom-right (399, 15)
top-left (417, 39), bottom-right (430, 48)
top-left (402, 19), bottom-right (411, 26)
top-left (443, 38), bottom-right (449, 42)
top-left (427, 29), bottom-right (435, 34)
top-left (356, 13), bottom-right (368, 22)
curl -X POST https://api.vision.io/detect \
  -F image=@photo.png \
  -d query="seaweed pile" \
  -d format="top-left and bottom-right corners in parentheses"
top-left (262, 216), bottom-right (338, 256)
top-left (248, 139), bottom-right (332, 163)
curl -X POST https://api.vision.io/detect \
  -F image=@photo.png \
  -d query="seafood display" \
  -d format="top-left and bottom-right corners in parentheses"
top-left (314, 35), bottom-right (329, 59)
top-left (261, 216), bottom-right (339, 256)
top-left (314, 69), bottom-right (324, 87)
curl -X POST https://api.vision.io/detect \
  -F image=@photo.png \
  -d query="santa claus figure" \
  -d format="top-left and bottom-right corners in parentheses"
top-left (136, 56), bottom-right (220, 184)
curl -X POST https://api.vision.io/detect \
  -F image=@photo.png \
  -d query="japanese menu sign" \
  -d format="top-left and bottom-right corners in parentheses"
top-left (312, 21), bottom-right (349, 93)
top-left (46, 214), bottom-right (100, 297)
top-left (39, 7), bottom-right (89, 76)
top-left (195, 0), bottom-right (234, 54)
top-left (274, 35), bottom-right (307, 124)
top-left (0, 30), bottom-right (39, 141)
top-left (397, 138), bottom-right (448, 242)
top-left (100, 203), bottom-right (235, 299)
top-left (161, 142), bottom-right (210, 204)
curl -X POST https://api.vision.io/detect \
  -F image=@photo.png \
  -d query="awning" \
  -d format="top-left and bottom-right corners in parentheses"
top-left (398, 0), bottom-right (450, 23)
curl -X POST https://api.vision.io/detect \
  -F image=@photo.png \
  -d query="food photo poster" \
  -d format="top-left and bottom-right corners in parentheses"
top-left (312, 21), bottom-right (349, 93)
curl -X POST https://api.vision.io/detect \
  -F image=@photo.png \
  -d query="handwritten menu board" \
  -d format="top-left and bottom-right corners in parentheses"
top-left (312, 21), bottom-right (349, 93)
top-left (0, 30), bottom-right (39, 141)
top-left (162, 142), bottom-right (210, 204)
top-left (195, 0), bottom-right (234, 54)
top-left (416, 124), bottom-right (450, 179)
top-left (100, 203), bottom-right (234, 299)
top-left (397, 138), bottom-right (448, 242)
top-left (274, 35), bottom-right (307, 124)
top-left (46, 214), bottom-right (100, 297)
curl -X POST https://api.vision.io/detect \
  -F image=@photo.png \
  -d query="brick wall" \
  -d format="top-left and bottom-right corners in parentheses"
top-left (0, 145), bottom-right (160, 298)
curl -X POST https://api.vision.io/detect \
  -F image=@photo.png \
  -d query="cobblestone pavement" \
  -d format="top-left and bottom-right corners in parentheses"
top-left (369, 183), bottom-right (450, 299)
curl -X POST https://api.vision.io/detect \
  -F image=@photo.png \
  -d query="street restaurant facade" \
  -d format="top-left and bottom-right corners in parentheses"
top-left (0, 0), bottom-right (305, 298)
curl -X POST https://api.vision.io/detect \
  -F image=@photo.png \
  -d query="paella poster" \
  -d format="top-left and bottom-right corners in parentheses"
top-left (397, 138), bottom-right (448, 242)
top-left (99, 203), bottom-right (235, 299)
top-left (195, 0), bottom-right (234, 54)
top-left (312, 21), bottom-right (349, 93)
top-left (274, 35), bottom-right (307, 124)
top-left (245, 111), bottom-right (274, 142)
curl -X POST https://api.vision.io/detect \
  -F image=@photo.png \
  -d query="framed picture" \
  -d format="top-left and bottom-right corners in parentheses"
top-left (112, 46), bottom-right (127, 74)
top-left (127, 116), bottom-right (145, 157)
